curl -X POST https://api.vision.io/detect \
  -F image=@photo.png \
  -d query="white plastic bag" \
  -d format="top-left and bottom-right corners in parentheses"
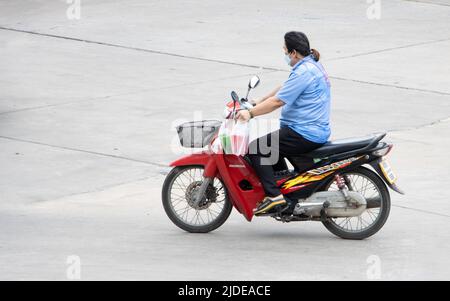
top-left (230, 120), bottom-right (250, 156)
top-left (216, 119), bottom-right (233, 154)
top-left (211, 135), bottom-right (222, 154)
top-left (212, 119), bottom-right (250, 155)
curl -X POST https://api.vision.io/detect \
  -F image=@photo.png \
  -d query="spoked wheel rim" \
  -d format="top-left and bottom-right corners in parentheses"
top-left (168, 167), bottom-right (227, 227)
top-left (325, 172), bottom-right (383, 233)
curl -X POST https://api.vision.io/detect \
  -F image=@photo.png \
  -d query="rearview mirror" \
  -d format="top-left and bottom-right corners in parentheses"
top-left (248, 75), bottom-right (260, 89)
top-left (231, 91), bottom-right (239, 103)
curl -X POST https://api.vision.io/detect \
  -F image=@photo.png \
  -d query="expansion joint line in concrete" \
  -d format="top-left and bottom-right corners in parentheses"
top-left (0, 135), bottom-right (166, 168)
top-left (2, 26), bottom-right (450, 97)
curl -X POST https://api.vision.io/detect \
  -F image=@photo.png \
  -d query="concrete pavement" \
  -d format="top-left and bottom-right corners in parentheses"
top-left (0, 0), bottom-right (449, 280)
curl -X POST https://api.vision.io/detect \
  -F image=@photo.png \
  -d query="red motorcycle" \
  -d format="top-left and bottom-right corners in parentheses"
top-left (162, 76), bottom-right (404, 239)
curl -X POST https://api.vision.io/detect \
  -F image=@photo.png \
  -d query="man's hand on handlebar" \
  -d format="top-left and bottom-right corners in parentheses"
top-left (235, 109), bottom-right (252, 122)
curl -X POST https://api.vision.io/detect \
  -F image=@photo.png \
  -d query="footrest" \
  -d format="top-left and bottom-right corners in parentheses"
top-left (274, 169), bottom-right (297, 180)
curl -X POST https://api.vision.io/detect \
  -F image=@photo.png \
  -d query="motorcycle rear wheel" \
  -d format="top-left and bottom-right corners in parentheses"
top-left (162, 166), bottom-right (233, 233)
top-left (321, 166), bottom-right (391, 240)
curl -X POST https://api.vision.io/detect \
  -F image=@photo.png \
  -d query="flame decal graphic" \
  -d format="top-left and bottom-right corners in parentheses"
top-left (281, 156), bottom-right (363, 189)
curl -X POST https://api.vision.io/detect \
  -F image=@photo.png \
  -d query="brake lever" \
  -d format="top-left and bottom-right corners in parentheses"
top-left (240, 98), bottom-right (254, 109)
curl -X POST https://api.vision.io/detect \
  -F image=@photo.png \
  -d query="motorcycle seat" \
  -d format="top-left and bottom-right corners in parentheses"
top-left (304, 132), bottom-right (386, 158)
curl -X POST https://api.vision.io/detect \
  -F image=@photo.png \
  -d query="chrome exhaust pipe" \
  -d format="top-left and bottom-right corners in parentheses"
top-left (294, 191), bottom-right (367, 218)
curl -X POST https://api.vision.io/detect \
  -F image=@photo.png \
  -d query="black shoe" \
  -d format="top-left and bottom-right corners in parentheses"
top-left (278, 196), bottom-right (297, 216)
top-left (254, 196), bottom-right (287, 216)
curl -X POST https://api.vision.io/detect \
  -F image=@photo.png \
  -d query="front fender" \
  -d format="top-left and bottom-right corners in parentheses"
top-left (169, 151), bottom-right (210, 167)
top-left (169, 152), bottom-right (218, 178)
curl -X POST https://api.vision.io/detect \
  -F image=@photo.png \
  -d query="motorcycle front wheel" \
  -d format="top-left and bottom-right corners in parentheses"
top-left (162, 166), bottom-right (233, 233)
top-left (321, 166), bottom-right (391, 240)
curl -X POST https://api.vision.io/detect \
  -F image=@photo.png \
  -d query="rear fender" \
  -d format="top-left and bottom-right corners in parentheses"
top-left (368, 158), bottom-right (405, 195)
top-left (311, 155), bottom-right (404, 195)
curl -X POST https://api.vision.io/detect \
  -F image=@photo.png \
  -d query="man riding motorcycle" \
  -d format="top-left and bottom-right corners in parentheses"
top-left (235, 31), bottom-right (330, 216)
top-left (163, 30), bottom-right (402, 239)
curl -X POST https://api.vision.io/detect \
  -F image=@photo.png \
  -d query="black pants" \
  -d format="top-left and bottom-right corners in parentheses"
top-left (248, 127), bottom-right (324, 197)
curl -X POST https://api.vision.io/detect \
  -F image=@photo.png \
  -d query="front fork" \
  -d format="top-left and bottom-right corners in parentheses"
top-left (192, 177), bottom-right (213, 207)
top-left (192, 157), bottom-right (219, 208)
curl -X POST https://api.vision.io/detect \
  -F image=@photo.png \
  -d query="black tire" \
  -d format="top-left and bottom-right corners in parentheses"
top-left (321, 166), bottom-right (391, 240)
top-left (162, 166), bottom-right (233, 233)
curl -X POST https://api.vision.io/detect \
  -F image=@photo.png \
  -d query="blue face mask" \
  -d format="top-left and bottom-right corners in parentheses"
top-left (284, 53), bottom-right (292, 66)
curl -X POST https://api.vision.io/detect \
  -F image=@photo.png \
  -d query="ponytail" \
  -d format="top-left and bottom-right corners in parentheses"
top-left (284, 31), bottom-right (320, 61)
top-left (310, 48), bottom-right (320, 61)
